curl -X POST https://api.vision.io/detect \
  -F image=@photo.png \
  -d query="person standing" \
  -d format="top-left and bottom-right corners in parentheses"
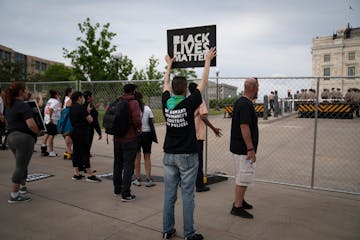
top-left (0, 87), bottom-right (6, 149)
top-left (230, 77), bottom-right (259, 219)
top-left (70, 91), bottom-right (100, 182)
top-left (113, 84), bottom-right (142, 201)
top-left (41, 90), bottom-right (61, 157)
top-left (133, 91), bottom-right (157, 187)
top-left (83, 91), bottom-right (102, 157)
top-left (188, 82), bottom-right (222, 193)
top-left (162, 48), bottom-right (216, 240)
top-left (4, 82), bottom-right (40, 203)
top-left (62, 87), bottom-right (73, 159)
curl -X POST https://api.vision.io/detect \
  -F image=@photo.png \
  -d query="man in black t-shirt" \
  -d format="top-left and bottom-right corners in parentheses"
top-left (230, 77), bottom-right (259, 219)
top-left (161, 48), bottom-right (216, 240)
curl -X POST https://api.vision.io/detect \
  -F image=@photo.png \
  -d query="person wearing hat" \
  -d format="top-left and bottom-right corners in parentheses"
top-left (113, 83), bottom-right (142, 202)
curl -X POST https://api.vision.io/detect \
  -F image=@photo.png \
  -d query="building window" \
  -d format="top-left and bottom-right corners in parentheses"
top-left (348, 52), bottom-right (355, 61)
top-left (323, 67), bottom-right (330, 80)
top-left (35, 61), bottom-right (41, 70)
top-left (41, 63), bottom-right (47, 71)
top-left (324, 54), bottom-right (330, 62)
top-left (348, 66), bottom-right (355, 77)
top-left (4, 51), bottom-right (11, 61)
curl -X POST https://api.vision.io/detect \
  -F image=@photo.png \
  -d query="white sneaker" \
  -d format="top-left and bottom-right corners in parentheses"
top-left (48, 151), bottom-right (58, 157)
top-left (145, 179), bottom-right (156, 187)
top-left (132, 179), bottom-right (141, 186)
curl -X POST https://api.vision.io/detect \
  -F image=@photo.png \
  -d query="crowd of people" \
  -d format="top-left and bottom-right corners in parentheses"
top-left (17, 48), bottom-right (360, 239)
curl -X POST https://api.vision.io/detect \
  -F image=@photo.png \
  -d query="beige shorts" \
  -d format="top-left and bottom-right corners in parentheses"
top-left (233, 154), bottom-right (256, 186)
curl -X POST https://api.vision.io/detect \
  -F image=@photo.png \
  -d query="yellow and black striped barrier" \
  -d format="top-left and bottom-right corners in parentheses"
top-left (298, 102), bottom-right (352, 119)
top-left (224, 104), bottom-right (265, 118)
top-left (224, 104), bottom-right (234, 118)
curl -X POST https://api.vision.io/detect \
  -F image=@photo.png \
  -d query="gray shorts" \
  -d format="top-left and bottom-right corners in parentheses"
top-left (8, 131), bottom-right (35, 184)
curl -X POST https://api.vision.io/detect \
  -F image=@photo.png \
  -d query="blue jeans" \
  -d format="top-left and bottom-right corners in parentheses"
top-left (163, 153), bottom-right (198, 238)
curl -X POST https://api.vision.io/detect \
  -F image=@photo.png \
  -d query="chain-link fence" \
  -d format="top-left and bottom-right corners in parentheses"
top-left (1, 77), bottom-right (359, 194)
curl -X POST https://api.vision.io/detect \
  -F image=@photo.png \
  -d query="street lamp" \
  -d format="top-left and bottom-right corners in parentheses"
top-left (112, 52), bottom-right (122, 80)
top-left (215, 68), bottom-right (220, 111)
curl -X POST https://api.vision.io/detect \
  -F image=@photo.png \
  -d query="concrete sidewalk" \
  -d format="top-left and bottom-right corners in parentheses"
top-left (0, 135), bottom-right (359, 240)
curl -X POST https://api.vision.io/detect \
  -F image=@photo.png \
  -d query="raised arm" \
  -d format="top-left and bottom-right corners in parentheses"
top-left (197, 47), bottom-right (216, 93)
top-left (163, 55), bottom-right (175, 93)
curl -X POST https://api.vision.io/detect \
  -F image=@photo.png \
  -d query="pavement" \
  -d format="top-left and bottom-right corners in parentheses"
top-left (1, 115), bottom-right (360, 240)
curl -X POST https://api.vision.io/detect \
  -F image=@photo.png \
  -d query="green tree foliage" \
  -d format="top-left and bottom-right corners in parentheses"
top-left (132, 56), bottom-right (163, 97)
top-left (0, 61), bottom-right (27, 82)
top-left (171, 68), bottom-right (197, 79)
top-left (63, 17), bottom-right (133, 81)
top-left (43, 64), bottom-right (74, 81)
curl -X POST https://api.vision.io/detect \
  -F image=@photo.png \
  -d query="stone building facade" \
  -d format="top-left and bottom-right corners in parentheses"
top-left (311, 26), bottom-right (360, 95)
top-left (0, 44), bottom-right (62, 81)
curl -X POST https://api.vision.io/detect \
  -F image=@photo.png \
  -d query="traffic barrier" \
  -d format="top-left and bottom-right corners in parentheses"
top-left (298, 102), bottom-right (353, 119)
top-left (224, 103), bottom-right (265, 118)
top-left (224, 104), bottom-right (233, 118)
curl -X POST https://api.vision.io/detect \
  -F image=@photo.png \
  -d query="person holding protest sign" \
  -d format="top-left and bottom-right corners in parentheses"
top-left (162, 47), bottom-right (216, 240)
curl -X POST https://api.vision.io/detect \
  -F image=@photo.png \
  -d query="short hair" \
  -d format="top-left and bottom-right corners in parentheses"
top-left (83, 90), bottom-right (92, 100)
top-left (71, 91), bottom-right (83, 103)
top-left (172, 76), bottom-right (187, 95)
top-left (49, 89), bottom-right (57, 98)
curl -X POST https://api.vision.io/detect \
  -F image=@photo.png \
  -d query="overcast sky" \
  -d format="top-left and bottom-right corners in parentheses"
top-left (1, 0), bottom-right (359, 79)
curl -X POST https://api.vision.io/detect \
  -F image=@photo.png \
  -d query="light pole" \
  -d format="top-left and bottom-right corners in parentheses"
top-left (215, 68), bottom-right (220, 111)
top-left (112, 52), bottom-right (122, 80)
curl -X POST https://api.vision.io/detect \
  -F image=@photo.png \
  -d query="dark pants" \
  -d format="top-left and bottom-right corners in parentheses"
top-left (113, 140), bottom-right (138, 197)
top-left (72, 129), bottom-right (90, 169)
top-left (196, 140), bottom-right (205, 188)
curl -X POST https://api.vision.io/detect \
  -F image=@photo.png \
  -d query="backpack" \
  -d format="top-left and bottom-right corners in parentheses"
top-left (103, 98), bottom-right (129, 137)
top-left (57, 107), bottom-right (73, 134)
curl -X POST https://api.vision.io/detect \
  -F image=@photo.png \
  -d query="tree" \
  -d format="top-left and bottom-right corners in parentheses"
top-left (171, 68), bottom-right (197, 80)
top-left (43, 64), bottom-right (74, 81)
top-left (0, 61), bottom-right (27, 82)
top-left (132, 56), bottom-right (163, 97)
top-left (63, 17), bottom-right (133, 81)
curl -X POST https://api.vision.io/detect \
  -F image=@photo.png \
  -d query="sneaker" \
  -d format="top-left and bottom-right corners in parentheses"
top-left (243, 199), bottom-right (253, 210)
top-left (72, 174), bottom-right (85, 180)
top-left (132, 178), bottom-right (141, 186)
top-left (8, 194), bottom-right (31, 203)
top-left (19, 186), bottom-right (27, 194)
top-left (230, 206), bottom-right (254, 219)
top-left (48, 151), bottom-right (58, 157)
top-left (86, 175), bottom-right (101, 183)
top-left (41, 151), bottom-right (49, 156)
top-left (196, 185), bottom-right (210, 192)
top-left (162, 228), bottom-right (176, 239)
top-left (84, 169), bottom-right (97, 174)
top-left (40, 145), bottom-right (47, 153)
top-left (184, 233), bottom-right (204, 240)
top-left (145, 179), bottom-right (156, 187)
top-left (121, 194), bottom-right (136, 202)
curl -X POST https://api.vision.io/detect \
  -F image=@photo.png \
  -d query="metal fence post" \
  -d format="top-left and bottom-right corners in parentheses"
top-left (263, 95), bottom-right (268, 120)
top-left (311, 77), bottom-right (320, 188)
top-left (274, 95), bottom-right (279, 117)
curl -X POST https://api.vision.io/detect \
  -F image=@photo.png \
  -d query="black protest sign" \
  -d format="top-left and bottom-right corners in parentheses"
top-left (25, 100), bottom-right (46, 131)
top-left (167, 25), bottom-right (216, 68)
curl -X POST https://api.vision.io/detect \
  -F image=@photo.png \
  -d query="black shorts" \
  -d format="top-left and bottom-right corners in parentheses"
top-left (45, 123), bottom-right (58, 136)
top-left (137, 132), bottom-right (153, 154)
